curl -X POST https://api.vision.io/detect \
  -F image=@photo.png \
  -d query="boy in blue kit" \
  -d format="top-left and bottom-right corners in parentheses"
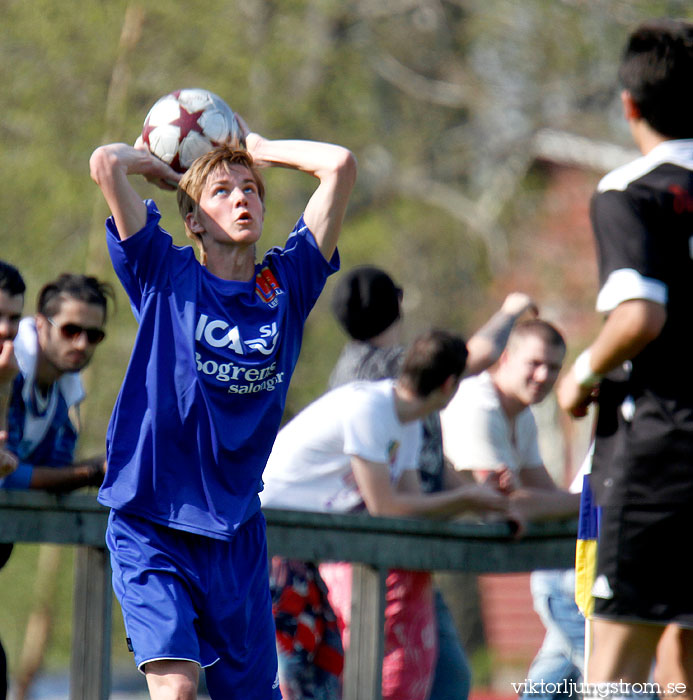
top-left (89, 124), bottom-right (356, 700)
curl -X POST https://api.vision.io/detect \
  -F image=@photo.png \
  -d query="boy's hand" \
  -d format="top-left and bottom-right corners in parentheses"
top-left (233, 113), bottom-right (251, 149)
top-left (133, 137), bottom-right (181, 190)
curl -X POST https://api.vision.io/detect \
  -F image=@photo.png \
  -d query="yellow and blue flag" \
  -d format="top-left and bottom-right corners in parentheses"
top-left (574, 473), bottom-right (600, 618)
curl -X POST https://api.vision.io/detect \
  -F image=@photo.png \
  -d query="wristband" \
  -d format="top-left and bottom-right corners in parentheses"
top-left (573, 349), bottom-right (602, 388)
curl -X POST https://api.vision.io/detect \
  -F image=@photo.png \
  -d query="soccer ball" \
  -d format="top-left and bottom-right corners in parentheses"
top-left (141, 88), bottom-right (243, 173)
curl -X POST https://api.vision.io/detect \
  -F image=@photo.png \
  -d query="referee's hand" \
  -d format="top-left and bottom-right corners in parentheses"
top-left (556, 370), bottom-right (598, 418)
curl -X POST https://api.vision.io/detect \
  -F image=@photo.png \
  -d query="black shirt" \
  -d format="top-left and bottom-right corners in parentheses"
top-left (590, 139), bottom-right (693, 506)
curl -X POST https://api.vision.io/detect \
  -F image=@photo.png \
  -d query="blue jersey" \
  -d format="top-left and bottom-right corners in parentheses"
top-left (98, 200), bottom-right (338, 540)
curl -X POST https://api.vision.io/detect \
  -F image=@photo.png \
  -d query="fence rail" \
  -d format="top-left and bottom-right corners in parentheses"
top-left (0, 491), bottom-right (578, 700)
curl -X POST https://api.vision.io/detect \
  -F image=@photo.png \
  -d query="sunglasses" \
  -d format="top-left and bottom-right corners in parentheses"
top-left (47, 317), bottom-right (106, 345)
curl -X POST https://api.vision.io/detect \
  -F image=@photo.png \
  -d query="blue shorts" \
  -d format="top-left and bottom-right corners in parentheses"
top-left (106, 509), bottom-right (281, 699)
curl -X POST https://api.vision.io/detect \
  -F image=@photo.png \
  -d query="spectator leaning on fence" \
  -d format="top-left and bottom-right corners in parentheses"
top-left (0, 273), bottom-right (110, 492)
top-left (265, 265), bottom-right (536, 700)
top-left (326, 265), bottom-right (538, 700)
top-left (439, 319), bottom-right (583, 700)
top-left (440, 319), bottom-right (579, 522)
top-left (261, 329), bottom-right (516, 700)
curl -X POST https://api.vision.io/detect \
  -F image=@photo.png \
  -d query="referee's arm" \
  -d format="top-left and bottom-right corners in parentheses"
top-left (556, 298), bottom-right (666, 417)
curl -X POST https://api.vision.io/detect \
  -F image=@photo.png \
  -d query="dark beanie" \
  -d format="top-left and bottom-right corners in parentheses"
top-left (331, 266), bottom-right (402, 341)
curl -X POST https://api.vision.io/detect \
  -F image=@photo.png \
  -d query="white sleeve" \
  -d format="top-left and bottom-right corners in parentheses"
top-left (342, 393), bottom-right (394, 464)
top-left (596, 268), bottom-right (667, 312)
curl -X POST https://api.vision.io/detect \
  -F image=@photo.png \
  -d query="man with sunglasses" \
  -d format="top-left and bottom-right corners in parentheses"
top-left (0, 273), bottom-right (112, 491)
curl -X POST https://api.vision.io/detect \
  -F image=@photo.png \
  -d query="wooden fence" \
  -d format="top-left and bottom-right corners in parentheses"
top-left (0, 490), bottom-right (577, 699)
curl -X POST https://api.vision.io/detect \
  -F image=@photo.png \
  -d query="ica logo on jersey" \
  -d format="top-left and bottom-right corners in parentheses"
top-left (195, 315), bottom-right (280, 356)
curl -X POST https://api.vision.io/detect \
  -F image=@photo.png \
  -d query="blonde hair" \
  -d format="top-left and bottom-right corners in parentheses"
top-left (177, 146), bottom-right (266, 262)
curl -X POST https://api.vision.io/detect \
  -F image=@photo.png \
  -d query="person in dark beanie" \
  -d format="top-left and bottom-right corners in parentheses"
top-left (329, 264), bottom-right (537, 393)
top-left (331, 265), bottom-right (402, 341)
top-left (328, 266), bottom-right (404, 387)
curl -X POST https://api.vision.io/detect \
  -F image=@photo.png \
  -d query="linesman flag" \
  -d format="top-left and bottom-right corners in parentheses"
top-left (574, 473), bottom-right (600, 618)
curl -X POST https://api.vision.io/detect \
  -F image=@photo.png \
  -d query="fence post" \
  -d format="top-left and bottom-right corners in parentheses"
top-left (343, 563), bottom-right (386, 700)
top-left (69, 546), bottom-right (112, 700)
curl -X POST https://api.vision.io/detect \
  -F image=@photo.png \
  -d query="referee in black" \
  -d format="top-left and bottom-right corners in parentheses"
top-left (557, 19), bottom-right (693, 695)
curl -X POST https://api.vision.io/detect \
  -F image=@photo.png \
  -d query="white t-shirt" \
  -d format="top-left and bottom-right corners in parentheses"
top-left (260, 379), bottom-right (422, 513)
top-left (440, 371), bottom-right (542, 473)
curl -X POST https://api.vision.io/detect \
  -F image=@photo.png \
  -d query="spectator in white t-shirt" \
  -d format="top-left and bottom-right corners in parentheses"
top-left (440, 319), bottom-right (582, 700)
top-left (261, 329), bottom-right (514, 700)
top-left (440, 319), bottom-right (579, 521)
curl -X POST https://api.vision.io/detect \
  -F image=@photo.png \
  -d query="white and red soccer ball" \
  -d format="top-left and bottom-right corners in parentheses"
top-left (141, 89), bottom-right (243, 173)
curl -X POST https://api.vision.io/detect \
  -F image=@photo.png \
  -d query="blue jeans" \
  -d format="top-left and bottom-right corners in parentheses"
top-left (429, 589), bottom-right (472, 700)
top-left (520, 569), bottom-right (585, 700)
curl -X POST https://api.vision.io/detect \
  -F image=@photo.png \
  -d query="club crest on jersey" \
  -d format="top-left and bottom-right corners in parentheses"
top-left (255, 268), bottom-right (283, 307)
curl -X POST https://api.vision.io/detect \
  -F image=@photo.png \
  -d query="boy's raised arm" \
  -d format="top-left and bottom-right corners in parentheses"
top-left (90, 143), bottom-right (181, 240)
top-left (245, 133), bottom-right (357, 260)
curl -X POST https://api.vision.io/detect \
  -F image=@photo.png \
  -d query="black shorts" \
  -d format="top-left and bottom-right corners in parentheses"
top-left (592, 503), bottom-right (693, 628)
